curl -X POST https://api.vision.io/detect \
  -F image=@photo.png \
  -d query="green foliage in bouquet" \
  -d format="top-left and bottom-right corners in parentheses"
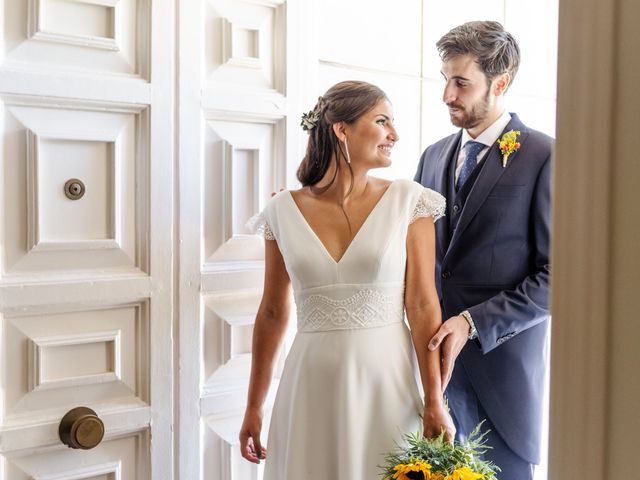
top-left (380, 422), bottom-right (500, 480)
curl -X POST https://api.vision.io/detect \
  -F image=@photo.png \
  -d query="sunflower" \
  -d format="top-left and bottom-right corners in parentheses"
top-left (392, 461), bottom-right (432, 480)
top-left (450, 466), bottom-right (484, 480)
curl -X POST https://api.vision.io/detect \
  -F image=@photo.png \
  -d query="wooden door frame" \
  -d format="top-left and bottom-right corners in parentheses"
top-left (549, 0), bottom-right (615, 477)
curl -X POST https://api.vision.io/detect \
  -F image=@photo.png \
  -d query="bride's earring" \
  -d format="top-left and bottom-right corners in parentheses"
top-left (344, 136), bottom-right (351, 164)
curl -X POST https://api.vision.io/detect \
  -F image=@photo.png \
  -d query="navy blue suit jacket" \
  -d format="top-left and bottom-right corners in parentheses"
top-left (414, 114), bottom-right (552, 463)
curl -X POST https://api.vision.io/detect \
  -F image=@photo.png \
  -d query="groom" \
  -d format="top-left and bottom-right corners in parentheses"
top-left (414, 21), bottom-right (552, 480)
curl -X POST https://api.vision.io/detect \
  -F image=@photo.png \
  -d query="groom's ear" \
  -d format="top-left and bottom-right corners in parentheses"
top-left (332, 122), bottom-right (347, 142)
top-left (493, 72), bottom-right (511, 96)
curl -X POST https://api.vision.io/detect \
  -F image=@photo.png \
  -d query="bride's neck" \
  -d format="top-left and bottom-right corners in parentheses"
top-left (315, 158), bottom-right (370, 202)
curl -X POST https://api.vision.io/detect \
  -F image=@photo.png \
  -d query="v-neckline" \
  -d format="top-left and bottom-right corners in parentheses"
top-left (286, 181), bottom-right (396, 265)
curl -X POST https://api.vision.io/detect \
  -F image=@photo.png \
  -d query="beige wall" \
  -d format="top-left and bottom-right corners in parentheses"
top-left (550, 0), bottom-right (640, 477)
top-left (608, 0), bottom-right (640, 474)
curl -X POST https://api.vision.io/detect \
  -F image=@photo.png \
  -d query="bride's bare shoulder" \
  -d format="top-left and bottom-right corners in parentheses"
top-left (368, 176), bottom-right (393, 192)
top-left (288, 186), bottom-right (312, 201)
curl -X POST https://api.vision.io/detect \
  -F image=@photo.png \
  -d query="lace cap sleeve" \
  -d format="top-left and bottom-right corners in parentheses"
top-left (409, 188), bottom-right (446, 225)
top-left (246, 212), bottom-right (275, 240)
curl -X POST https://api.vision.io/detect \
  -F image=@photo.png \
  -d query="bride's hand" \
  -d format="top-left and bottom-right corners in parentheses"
top-left (422, 400), bottom-right (456, 444)
top-left (239, 407), bottom-right (267, 464)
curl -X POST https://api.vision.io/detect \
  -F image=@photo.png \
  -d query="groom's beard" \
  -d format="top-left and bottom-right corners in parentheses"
top-left (447, 88), bottom-right (492, 130)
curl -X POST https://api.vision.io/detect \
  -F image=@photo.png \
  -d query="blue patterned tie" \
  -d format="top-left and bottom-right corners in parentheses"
top-left (456, 140), bottom-right (485, 191)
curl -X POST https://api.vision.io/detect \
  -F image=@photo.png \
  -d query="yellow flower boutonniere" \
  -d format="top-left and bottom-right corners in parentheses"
top-left (497, 130), bottom-right (521, 168)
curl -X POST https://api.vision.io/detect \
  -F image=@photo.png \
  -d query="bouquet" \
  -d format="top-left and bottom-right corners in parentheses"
top-left (380, 423), bottom-right (499, 480)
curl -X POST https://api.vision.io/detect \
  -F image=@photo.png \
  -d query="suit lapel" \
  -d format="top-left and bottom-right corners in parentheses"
top-left (446, 114), bottom-right (528, 255)
top-left (436, 131), bottom-right (460, 196)
top-left (436, 131), bottom-right (461, 255)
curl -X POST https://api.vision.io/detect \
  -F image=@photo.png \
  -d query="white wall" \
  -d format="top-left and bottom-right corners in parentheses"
top-left (310, 0), bottom-right (558, 184)
top-left (315, 0), bottom-right (424, 181)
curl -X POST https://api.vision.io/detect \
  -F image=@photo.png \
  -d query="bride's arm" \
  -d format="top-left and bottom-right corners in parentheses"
top-left (405, 216), bottom-right (455, 442)
top-left (239, 239), bottom-right (292, 464)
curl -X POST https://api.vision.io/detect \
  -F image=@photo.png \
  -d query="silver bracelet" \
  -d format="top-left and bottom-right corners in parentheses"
top-left (460, 310), bottom-right (478, 340)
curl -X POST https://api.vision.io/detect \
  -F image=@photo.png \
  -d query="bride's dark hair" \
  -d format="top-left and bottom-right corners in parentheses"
top-left (297, 81), bottom-right (388, 191)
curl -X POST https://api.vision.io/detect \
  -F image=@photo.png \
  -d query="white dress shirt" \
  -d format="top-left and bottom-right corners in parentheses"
top-left (454, 110), bottom-right (512, 182)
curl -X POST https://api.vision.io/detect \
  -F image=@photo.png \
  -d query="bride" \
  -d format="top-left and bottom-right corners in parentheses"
top-left (239, 80), bottom-right (454, 479)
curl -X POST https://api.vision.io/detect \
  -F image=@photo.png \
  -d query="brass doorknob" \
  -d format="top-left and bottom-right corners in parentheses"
top-left (59, 407), bottom-right (105, 450)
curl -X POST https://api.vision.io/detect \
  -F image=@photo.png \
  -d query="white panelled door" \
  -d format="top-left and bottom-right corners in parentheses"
top-left (1, 0), bottom-right (308, 478)
top-left (0, 1), bottom-right (173, 479)
top-left (178, 0), bottom-right (309, 479)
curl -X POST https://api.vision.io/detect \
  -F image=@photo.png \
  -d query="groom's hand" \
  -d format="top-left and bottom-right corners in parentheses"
top-left (428, 315), bottom-right (471, 391)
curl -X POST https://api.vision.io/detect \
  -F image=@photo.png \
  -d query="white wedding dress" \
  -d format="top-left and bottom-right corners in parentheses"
top-left (250, 179), bottom-right (445, 480)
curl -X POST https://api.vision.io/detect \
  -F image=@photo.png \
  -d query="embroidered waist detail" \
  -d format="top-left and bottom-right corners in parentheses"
top-left (296, 288), bottom-right (405, 332)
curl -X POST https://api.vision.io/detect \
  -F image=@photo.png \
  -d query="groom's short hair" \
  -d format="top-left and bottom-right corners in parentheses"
top-left (437, 21), bottom-right (520, 89)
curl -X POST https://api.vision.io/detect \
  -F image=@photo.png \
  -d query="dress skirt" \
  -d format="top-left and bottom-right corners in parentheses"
top-left (263, 321), bottom-right (423, 480)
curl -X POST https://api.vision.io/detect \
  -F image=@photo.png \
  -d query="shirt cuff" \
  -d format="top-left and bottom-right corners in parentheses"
top-left (460, 310), bottom-right (478, 340)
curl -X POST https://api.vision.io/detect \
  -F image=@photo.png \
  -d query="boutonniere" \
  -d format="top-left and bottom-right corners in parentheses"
top-left (497, 130), bottom-right (521, 167)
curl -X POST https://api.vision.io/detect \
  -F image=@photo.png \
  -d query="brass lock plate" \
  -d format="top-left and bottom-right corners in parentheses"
top-left (64, 179), bottom-right (85, 200)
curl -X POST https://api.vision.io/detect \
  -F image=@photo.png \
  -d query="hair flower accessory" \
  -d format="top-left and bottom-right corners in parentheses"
top-left (300, 109), bottom-right (320, 132)
top-left (497, 130), bottom-right (521, 167)
top-left (300, 96), bottom-right (326, 132)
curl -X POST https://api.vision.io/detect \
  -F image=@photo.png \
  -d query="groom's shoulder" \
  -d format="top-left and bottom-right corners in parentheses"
top-left (519, 128), bottom-right (554, 173)
top-left (524, 127), bottom-right (554, 153)
top-left (511, 113), bottom-right (554, 155)
top-left (421, 131), bottom-right (460, 159)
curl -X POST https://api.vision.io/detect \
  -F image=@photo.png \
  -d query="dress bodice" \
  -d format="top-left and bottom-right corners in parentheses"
top-left (249, 179), bottom-right (445, 332)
